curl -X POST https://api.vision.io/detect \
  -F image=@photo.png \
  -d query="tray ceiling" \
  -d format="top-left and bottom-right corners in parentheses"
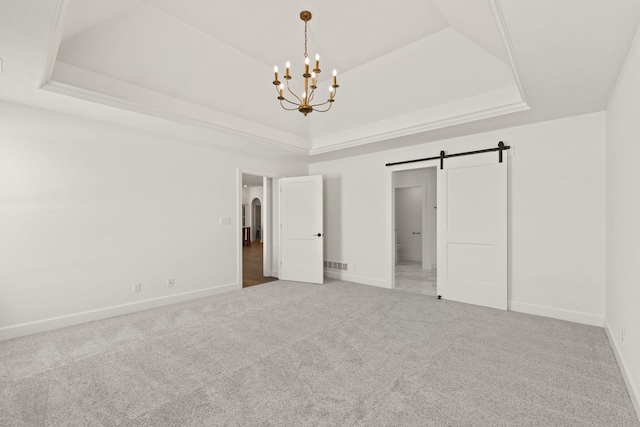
top-left (1, 0), bottom-right (639, 161)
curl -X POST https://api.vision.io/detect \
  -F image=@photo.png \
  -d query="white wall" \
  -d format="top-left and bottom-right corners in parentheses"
top-left (310, 112), bottom-right (606, 326)
top-left (0, 101), bottom-right (306, 339)
top-left (606, 23), bottom-right (640, 417)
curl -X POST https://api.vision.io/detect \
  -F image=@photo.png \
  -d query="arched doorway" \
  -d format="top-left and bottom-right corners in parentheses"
top-left (251, 197), bottom-right (261, 242)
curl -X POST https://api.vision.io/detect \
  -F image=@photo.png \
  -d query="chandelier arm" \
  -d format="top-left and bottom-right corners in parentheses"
top-left (309, 99), bottom-right (331, 108)
top-left (279, 100), bottom-right (300, 111)
top-left (311, 102), bottom-right (333, 113)
top-left (308, 87), bottom-right (316, 103)
top-left (281, 97), bottom-right (301, 107)
top-left (285, 82), bottom-right (303, 104)
top-left (310, 86), bottom-right (337, 107)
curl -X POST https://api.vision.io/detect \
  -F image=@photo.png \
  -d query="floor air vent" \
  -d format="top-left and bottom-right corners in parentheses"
top-left (324, 261), bottom-right (348, 271)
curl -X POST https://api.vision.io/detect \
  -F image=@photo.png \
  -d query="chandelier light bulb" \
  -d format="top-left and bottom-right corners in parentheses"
top-left (305, 57), bottom-right (309, 65)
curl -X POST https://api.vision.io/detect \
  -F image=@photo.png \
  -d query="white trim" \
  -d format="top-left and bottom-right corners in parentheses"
top-left (309, 91), bottom-right (529, 155)
top-left (42, 74), bottom-right (308, 155)
top-left (0, 282), bottom-right (237, 341)
top-left (490, 0), bottom-right (528, 103)
top-left (325, 270), bottom-right (390, 289)
top-left (605, 319), bottom-right (640, 423)
top-left (509, 301), bottom-right (604, 327)
top-left (39, 0), bottom-right (67, 87)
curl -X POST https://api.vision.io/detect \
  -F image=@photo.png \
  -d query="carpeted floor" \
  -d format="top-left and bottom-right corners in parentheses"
top-left (1, 279), bottom-right (638, 426)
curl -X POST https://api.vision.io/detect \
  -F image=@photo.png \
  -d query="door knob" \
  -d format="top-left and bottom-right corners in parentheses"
top-left (315, 233), bottom-right (322, 237)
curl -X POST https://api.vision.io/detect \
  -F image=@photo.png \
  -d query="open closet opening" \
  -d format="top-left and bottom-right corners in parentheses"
top-left (393, 167), bottom-right (437, 296)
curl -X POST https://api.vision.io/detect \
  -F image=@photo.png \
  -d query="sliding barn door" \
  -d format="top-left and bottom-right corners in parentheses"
top-left (279, 175), bottom-right (324, 284)
top-left (437, 152), bottom-right (507, 310)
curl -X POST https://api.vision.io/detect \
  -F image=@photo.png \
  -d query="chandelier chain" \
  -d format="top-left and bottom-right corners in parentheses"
top-left (304, 20), bottom-right (308, 58)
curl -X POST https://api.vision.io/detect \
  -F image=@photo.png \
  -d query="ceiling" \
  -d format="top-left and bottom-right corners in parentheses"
top-left (1, 0), bottom-right (640, 163)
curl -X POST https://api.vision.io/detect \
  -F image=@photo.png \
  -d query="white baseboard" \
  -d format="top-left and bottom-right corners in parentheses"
top-left (605, 319), bottom-right (640, 423)
top-left (509, 301), bottom-right (604, 327)
top-left (0, 282), bottom-right (237, 341)
top-left (325, 270), bottom-right (391, 289)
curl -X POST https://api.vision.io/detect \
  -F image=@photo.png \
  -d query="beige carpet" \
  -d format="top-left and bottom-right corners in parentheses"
top-left (1, 279), bottom-right (638, 426)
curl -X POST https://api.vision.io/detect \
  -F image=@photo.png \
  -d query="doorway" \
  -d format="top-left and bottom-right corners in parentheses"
top-left (393, 167), bottom-right (437, 296)
top-left (241, 173), bottom-right (278, 288)
top-left (252, 198), bottom-right (261, 241)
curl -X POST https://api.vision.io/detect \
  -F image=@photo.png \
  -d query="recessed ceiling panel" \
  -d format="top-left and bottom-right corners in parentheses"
top-left (309, 28), bottom-right (519, 140)
top-left (57, 2), bottom-right (309, 138)
top-left (147, 0), bottom-right (449, 73)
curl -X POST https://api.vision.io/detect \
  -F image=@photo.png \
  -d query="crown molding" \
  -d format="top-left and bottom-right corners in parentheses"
top-left (42, 63), bottom-right (309, 155)
top-left (39, 0), bottom-right (67, 87)
top-left (309, 87), bottom-right (529, 156)
top-left (490, 0), bottom-right (528, 103)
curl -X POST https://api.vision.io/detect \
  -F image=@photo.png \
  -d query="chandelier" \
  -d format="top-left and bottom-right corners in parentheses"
top-left (272, 11), bottom-right (339, 116)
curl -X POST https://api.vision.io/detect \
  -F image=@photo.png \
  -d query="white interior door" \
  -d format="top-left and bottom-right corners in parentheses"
top-left (280, 175), bottom-right (324, 284)
top-left (437, 152), bottom-right (507, 310)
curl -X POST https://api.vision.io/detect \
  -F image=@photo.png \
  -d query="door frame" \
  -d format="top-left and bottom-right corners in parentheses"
top-left (237, 167), bottom-right (283, 290)
top-left (387, 160), bottom-right (439, 289)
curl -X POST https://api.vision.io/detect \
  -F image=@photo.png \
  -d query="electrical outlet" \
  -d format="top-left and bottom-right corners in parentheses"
top-left (167, 277), bottom-right (174, 287)
top-left (133, 282), bottom-right (141, 293)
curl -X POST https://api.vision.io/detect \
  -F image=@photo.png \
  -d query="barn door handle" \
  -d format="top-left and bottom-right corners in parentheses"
top-left (412, 232), bottom-right (421, 235)
top-left (314, 233), bottom-right (322, 237)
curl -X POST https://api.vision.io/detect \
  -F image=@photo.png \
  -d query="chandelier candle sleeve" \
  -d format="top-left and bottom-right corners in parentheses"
top-left (272, 10), bottom-right (339, 116)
